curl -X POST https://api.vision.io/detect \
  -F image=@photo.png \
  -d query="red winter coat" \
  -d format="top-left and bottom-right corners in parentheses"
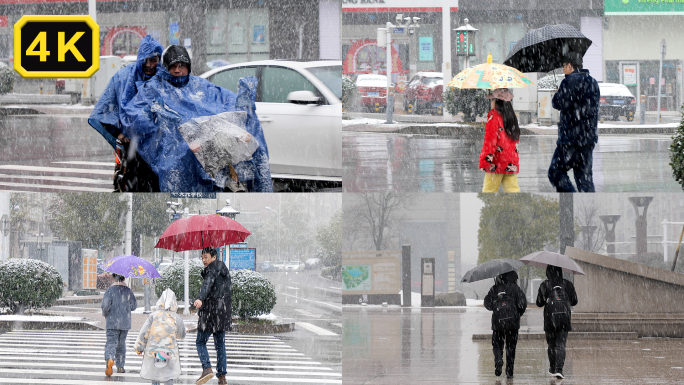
top-left (479, 109), bottom-right (519, 174)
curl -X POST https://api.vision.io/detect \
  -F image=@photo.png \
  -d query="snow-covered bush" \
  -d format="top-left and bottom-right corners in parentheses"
top-left (231, 269), bottom-right (276, 319)
top-left (670, 104), bottom-right (684, 190)
top-left (154, 259), bottom-right (204, 304)
top-left (0, 259), bottom-right (63, 314)
top-left (443, 87), bottom-right (489, 122)
top-left (342, 75), bottom-right (359, 111)
top-left (0, 62), bottom-right (14, 95)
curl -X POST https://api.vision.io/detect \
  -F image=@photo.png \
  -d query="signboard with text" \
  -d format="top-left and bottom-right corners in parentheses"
top-left (605, 0), bottom-right (684, 15)
top-left (419, 37), bottom-right (433, 61)
top-left (623, 64), bottom-right (637, 86)
top-left (229, 247), bottom-right (256, 270)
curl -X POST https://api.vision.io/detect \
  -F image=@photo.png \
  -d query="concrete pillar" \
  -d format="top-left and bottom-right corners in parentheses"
top-left (402, 244), bottom-right (411, 307)
top-left (628, 197), bottom-right (653, 258)
top-left (599, 215), bottom-right (621, 256)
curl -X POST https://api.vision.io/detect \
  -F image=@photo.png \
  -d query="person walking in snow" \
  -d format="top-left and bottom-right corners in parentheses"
top-left (134, 288), bottom-right (187, 385)
top-left (479, 88), bottom-right (521, 192)
top-left (102, 273), bottom-right (137, 376)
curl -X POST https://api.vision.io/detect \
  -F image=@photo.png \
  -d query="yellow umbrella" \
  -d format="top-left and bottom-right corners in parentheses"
top-left (447, 53), bottom-right (534, 90)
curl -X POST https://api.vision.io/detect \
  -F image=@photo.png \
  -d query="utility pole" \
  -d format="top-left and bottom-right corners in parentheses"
top-left (657, 39), bottom-right (666, 124)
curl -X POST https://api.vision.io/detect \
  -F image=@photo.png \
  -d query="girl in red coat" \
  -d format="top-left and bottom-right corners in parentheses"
top-left (479, 88), bottom-right (521, 192)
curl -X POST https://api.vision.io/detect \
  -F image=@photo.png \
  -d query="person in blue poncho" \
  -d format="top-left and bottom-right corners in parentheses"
top-left (88, 35), bottom-right (164, 192)
top-left (120, 45), bottom-right (273, 193)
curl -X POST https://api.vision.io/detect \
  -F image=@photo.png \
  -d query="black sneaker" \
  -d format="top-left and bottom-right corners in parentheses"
top-left (555, 370), bottom-right (564, 379)
top-left (495, 360), bottom-right (503, 377)
top-left (548, 368), bottom-right (555, 376)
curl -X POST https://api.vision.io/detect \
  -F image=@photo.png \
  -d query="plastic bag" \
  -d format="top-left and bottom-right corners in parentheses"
top-left (176, 111), bottom-right (259, 178)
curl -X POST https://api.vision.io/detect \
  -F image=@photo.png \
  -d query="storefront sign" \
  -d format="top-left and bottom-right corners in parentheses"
top-left (342, 0), bottom-right (458, 12)
top-left (605, 0), bottom-right (684, 15)
top-left (169, 22), bottom-right (179, 45)
top-left (419, 36), bottom-right (433, 61)
top-left (343, 39), bottom-right (405, 75)
top-left (623, 64), bottom-right (637, 86)
top-left (253, 25), bottom-right (265, 44)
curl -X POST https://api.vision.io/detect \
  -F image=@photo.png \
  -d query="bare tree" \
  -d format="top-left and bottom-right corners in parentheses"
top-left (574, 203), bottom-right (605, 254)
top-left (344, 193), bottom-right (412, 251)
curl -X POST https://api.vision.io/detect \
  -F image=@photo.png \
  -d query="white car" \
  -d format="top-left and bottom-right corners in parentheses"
top-left (272, 261), bottom-right (286, 272)
top-left (200, 60), bottom-right (342, 191)
top-left (284, 261), bottom-right (305, 272)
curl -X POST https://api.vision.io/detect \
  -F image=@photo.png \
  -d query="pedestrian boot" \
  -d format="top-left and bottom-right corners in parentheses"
top-left (117, 367), bottom-right (125, 373)
top-left (555, 370), bottom-right (564, 379)
top-left (105, 359), bottom-right (114, 377)
top-left (196, 367), bottom-right (214, 385)
top-left (494, 360), bottom-right (503, 377)
top-left (218, 374), bottom-right (227, 384)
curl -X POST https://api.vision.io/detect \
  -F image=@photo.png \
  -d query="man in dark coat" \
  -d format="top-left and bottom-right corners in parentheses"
top-left (101, 273), bottom-right (137, 376)
top-left (193, 247), bottom-right (232, 385)
top-left (483, 270), bottom-right (527, 379)
top-left (536, 265), bottom-right (579, 379)
top-left (549, 51), bottom-right (600, 192)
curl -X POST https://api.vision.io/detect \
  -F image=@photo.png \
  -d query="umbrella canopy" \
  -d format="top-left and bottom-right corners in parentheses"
top-left (447, 53), bottom-right (534, 90)
top-left (519, 251), bottom-right (586, 275)
top-left (155, 214), bottom-right (250, 252)
top-left (104, 255), bottom-right (161, 279)
top-left (503, 24), bottom-right (592, 73)
top-left (461, 258), bottom-right (525, 283)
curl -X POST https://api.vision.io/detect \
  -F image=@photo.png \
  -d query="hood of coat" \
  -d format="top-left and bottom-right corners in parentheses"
top-left (546, 265), bottom-right (564, 283)
top-left (495, 270), bottom-right (518, 285)
top-left (136, 35), bottom-right (164, 81)
top-left (156, 288), bottom-right (179, 312)
top-left (156, 64), bottom-right (190, 88)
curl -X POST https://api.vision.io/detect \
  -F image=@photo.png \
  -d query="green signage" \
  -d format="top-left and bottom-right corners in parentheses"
top-left (605, 0), bottom-right (684, 15)
top-left (342, 265), bottom-right (371, 291)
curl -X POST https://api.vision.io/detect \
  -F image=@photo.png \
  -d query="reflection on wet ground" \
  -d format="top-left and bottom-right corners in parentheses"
top-left (343, 133), bottom-right (680, 192)
top-left (343, 306), bottom-right (684, 384)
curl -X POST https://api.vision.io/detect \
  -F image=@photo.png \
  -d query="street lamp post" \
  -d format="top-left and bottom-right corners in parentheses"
top-left (217, 199), bottom-right (240, 265)
top-left (380, 15), bottom-right (420, 124)
top-left (165, 200), bottom-right (190, 315)
top-left (265, 207), bottom-right (280, 262)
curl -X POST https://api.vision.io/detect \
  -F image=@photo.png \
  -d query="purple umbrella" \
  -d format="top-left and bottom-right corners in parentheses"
top-left (520, 251), bottom-right (586, 275)
top-left (103, 255), bottom-right (161, 279)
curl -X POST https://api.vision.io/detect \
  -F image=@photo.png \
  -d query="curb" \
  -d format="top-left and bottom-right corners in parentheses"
top-left (54, 293), bottom-right (144, 306)
top-left (0, 320), bottom-right (101, 333)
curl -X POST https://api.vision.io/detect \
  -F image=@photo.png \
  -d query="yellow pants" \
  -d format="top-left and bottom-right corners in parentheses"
top-left (482, 173), bottom-right (520, 193)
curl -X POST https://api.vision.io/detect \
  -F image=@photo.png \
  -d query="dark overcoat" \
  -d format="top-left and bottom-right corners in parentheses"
top-left (196, 259), bottom-right (232, 332)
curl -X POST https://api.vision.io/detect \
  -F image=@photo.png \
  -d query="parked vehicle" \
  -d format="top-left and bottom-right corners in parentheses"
top-left (356, 74), bottom-right (388, 113)
top-left (272, 261), bottom-right (286, 272)
top-left (305, 258), bottom-right (321, 270)
top-left (201, 60), bottom-right (342, 191)
top-left (599, 83), bottom-right (636, 121)
top-left (284, 261), bottom-right (305, 272)
top-left (403, 72), bottom-right (443, 115)
top-left (259, 260), bottom-right (273, 272)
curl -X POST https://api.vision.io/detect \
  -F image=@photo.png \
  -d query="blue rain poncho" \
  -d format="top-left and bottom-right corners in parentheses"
top-left (120, 64), bottom-right (272, 192)
top-left (88, 35), bottom-right (164, 148)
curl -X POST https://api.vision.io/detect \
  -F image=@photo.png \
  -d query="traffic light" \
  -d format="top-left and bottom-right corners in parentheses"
top-left (455, 31), bottom-right (467, 56)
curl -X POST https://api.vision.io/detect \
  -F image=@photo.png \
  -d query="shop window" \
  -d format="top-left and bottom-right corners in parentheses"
top-left (261, 67), bottom-right (319, 103)
top-left (209, 67), bottom-right (258, 94)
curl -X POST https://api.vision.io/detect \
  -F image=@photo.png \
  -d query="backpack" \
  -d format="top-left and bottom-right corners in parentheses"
top-left (545, 281), bottom-right (571, 329)
top-left (492, 284), bottom-right (518, 330)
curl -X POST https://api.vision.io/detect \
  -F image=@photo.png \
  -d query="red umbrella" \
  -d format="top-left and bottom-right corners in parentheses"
top-left (155, 214), bottom-right (251, 252)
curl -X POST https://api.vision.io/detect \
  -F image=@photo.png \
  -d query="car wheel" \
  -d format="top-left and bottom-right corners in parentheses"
top-left (412, 100), bottom-right (419, 114)
top-left (612, 114), bottom-right (619, 121)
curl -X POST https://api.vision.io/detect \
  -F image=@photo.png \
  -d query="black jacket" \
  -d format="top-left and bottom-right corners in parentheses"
top-left (536, 265), bottom-right (579, 331)
top-left (484, 271), bottom-right (527, 331)
top-left (552, 69), bottom-right (600, 146)
top-left (196, 259), bottom-right (232, 332)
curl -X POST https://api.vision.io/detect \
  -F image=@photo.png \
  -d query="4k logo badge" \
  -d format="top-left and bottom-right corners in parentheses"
top-left (14, 15), bottom-right (99, 78)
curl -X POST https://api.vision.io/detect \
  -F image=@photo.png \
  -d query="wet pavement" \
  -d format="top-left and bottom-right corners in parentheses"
top-left (343, 132), bottom-right (681, 192)
top-left (343, 306), bottom-right (684, 384)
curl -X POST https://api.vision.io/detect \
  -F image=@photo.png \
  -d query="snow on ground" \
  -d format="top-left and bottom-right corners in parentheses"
top-left (342, 118), bottom-right (394, 126)
top-left (523, 122), bottom-right (679, 130)
top-left (257, 313), bottom-right (278, 322)
top-left (0, 315), bottom-right (87, 322)
top-left (466, 299), bottom-right (484, 307)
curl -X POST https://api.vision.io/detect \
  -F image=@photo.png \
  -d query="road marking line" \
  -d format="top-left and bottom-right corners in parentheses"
top-left (281, 293), bottom-right (342, 311)
top-left (295, 309), bottom-right (322, 318)
top-left (295, 322), bottom-right (338, 336)
top-left (0, 173), bottom-right (111, 184)
top-left (0, 182), bottom-right (111, 192)
top-left (52, 161), bottom-right (116, 166)
top-left (0, 165), bottom-right (113, 175)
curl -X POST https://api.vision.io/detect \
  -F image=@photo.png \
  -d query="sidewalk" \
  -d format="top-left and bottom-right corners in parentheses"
top-left (343, 305), bottom-right (684, 384)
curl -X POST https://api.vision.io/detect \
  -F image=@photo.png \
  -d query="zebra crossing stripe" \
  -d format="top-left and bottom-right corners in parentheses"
top-left (0, 330), bottom-right (341, 384)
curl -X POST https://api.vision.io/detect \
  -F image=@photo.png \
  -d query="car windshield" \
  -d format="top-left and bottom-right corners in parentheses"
top-left (307, 65), bottom-right (342, 100)
top-left (421, 77), bottom-right (442, 86)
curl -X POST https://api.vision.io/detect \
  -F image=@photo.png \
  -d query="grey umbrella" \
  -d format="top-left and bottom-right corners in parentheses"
top-left (519, 251), bottom-right (586, 275)
top-left (503, 24), bottom-right (592, 73)
top-left (461, 258), bottom-right (525, 283)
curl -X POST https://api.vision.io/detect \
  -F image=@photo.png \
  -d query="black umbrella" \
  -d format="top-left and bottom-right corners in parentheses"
top-left (503, 24), bottom-right (592, 73)
top-left (461, 258), bottom-right (525, 283)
